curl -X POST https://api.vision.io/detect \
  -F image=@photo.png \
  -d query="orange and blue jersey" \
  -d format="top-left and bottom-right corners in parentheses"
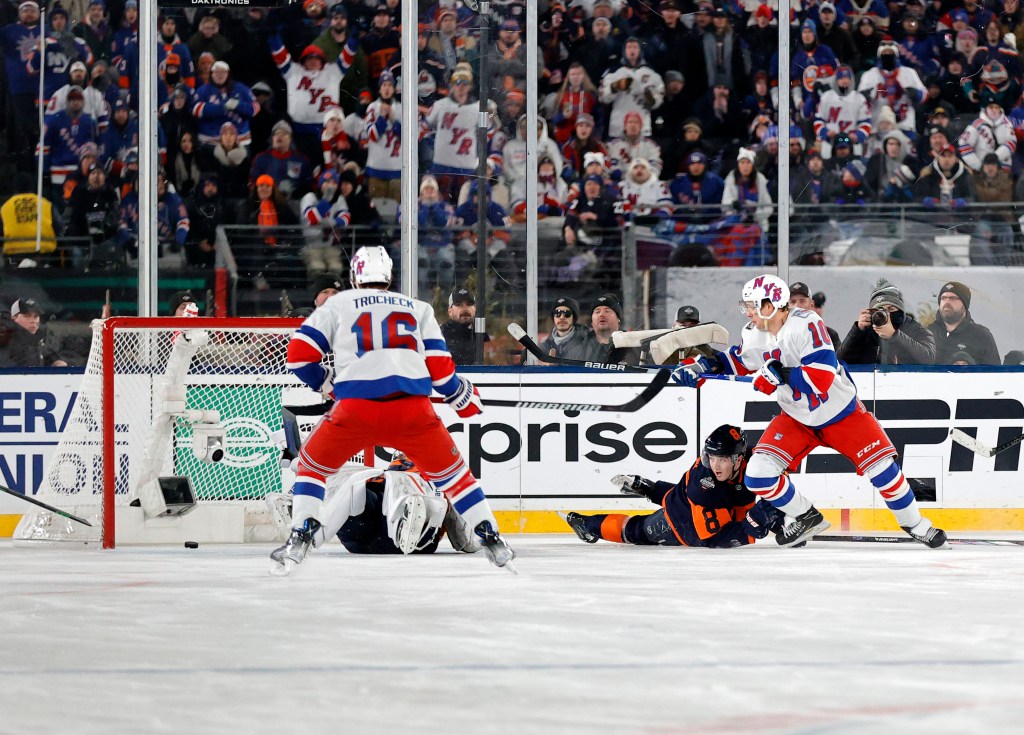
top-left (656, 458), bottom-right (758, 548)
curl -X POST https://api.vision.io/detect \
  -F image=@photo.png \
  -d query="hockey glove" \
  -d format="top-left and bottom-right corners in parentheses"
top-left (753, 359), bottom-right (790, 396)
top-left (612, 473), bottom-right (657, 500)
top-left (743, 501), bottom-right (786, 539)
top-left (671, 354), bottom-right (721, 388)
top-left (444, 376), bottom-right (483, 418)
top-left (318, 366), bottom-right (336, 400)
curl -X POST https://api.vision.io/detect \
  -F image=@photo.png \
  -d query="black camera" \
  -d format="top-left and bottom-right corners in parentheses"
top-left (870, 308), bottom-right (889, 327)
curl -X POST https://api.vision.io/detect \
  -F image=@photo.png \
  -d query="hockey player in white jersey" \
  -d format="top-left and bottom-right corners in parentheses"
top-left (814, 65), bottom-right (872, 159)
top-left (672, 274), bottom-right (948, 549)
top-left (273, 246), bottom-right (515, 573)
top-left (957, 90), bottom-right (1017, 171)
top-left (858, 40), bottom-right (925, 137)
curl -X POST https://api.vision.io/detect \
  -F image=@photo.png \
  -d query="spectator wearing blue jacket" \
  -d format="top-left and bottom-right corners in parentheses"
top-left (249, 120), bottom-right (314, 201)
top-left (192, 60), bottom-right (257, 148)
top-left (26, 7), bottom-right (93, 103)
top-left (1, 0), bottom-right (43, 167)
top-left (669, 151), bottom-right (724, 224)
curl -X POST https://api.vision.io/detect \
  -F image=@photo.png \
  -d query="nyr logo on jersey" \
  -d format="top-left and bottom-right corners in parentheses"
top-left (297, 76), bottom-right (337, 112)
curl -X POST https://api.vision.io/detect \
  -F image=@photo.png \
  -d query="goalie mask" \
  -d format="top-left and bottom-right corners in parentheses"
top-left (350, 245), bottom-right (393, 287)
top-left (741, 274), bottom-right (789, 321)
top-left (701, 424), bottom-right (747, 469)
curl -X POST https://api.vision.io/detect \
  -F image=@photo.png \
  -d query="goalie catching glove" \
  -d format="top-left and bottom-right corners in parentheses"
top-left (444, 376), bottom-right (483, 418)
top-left (671, 353), bottom-right (723, 388)
top-left (752, 359), bottom-right (791, 396)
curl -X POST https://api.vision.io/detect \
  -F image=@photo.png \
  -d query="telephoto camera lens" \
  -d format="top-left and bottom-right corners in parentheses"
top-left (871, 309), bottom-right (889, 327)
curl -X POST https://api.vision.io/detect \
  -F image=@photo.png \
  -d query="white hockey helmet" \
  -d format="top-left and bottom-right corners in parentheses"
top-left (741, 274), bottom-right (790, 320)
top-left (350, 245), bottom-right (393, 287)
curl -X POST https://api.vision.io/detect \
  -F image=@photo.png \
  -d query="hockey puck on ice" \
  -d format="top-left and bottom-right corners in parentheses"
top-left (184, 541), bottom-right (199, 549)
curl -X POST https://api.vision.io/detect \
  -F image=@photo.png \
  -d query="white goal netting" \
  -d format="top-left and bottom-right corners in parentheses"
top-left (14, 318), bottom-right (360, 546)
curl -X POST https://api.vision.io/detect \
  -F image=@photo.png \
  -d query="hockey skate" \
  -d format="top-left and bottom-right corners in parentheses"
top-left (562, 512), bottom-right (600, 543)
top-left (269, 518), bottom-right (323, 576)
top-left (901, 521), bottom-right (950, 549)
top-left (394, 494), bottom-right (429, 555)
top-left (775, 507), bottom-right (830, 547)
top-left (474, 521), bottom-right (517, 574)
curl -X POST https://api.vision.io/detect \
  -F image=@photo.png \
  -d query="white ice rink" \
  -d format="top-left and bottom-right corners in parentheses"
top-left (2, 534), bottom-right (1023, 735)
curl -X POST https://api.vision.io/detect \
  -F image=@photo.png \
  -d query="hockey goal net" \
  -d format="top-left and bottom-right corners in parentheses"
top-left (14, 317), bottom-right (369, 548)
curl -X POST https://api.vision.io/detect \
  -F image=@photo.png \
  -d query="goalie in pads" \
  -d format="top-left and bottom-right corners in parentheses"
top-left (316, 454), bottom-right (481, 555)
top-left (272, 246), bottom-right (514, 573)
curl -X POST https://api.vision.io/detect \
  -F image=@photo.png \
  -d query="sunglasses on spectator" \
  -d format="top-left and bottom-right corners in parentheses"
top-left (553, 309), bottom-right (573, 317)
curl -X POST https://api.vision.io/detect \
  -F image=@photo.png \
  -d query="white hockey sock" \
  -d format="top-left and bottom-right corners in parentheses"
top-left (291, 494), bottom-right (322, 528)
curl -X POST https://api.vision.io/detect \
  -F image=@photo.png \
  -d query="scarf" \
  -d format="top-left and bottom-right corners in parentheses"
top-left (258, 199), bottom-right (279, 245)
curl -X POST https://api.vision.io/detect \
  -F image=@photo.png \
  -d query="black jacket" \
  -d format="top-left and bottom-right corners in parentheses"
top-left (928, 314), bottom-right (1001, 365)
top-left (441, 320), bottom-right (489, 366)
top-left (1, 323), bottom-right (60, 368)
top-left (838, 313), bottom-right (936, 365)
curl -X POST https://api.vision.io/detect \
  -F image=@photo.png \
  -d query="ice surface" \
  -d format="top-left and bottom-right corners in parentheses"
top-left (2, 535), bottom-right (1023, 735)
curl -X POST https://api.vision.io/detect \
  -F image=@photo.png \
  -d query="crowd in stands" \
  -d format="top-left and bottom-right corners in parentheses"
top-left (535, 277), bottom-right (1022, 368)
top-left (2, 1), bottom-right (1024, 357)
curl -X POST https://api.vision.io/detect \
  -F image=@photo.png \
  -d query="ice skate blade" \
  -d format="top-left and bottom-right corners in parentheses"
top-left (269, 559), bottom-right (295, 577)
top-left (778, 519), bottom-right (831, 547)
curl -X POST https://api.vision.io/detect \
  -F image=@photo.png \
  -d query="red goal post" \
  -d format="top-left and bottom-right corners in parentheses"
top-left (15, 317), bottom-right (373, 548)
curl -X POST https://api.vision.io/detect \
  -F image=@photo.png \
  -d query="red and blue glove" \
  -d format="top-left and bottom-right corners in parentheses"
top-left (752, 359), bottom-right (791, 395)
top-left (671, 354), bottom-right (721, 388)
top-left (444, 376), bottom-right (483, 418)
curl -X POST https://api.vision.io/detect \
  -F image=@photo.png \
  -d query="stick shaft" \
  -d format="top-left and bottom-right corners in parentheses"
top-left (430, 370), bottom-right (669, 413)
top-left (0, 485), bottom-right (93, 527)
top-left (816, 534), bottom-right (1024, 547)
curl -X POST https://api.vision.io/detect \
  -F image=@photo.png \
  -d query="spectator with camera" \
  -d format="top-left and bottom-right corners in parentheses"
top-left (0, 299), bottom-right (67, 368)
top-left (838, 278), bottom-right (936, 365)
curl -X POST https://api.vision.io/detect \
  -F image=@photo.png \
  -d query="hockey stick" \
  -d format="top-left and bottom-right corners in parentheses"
top-left (950, 428), bottom-right (1024, 458)
top-left (0, 484), bottom-right (93, 527)
top-left (815, 534), bottom-right (1024, 547)
top-left (433, 369), bottom-right (670, 413)
top-left (508, 323), bottom-right (650, 372)
top-left (610, 323), bottom-right (730, 350)
top-left (508, 324), bottom-right (752, 383)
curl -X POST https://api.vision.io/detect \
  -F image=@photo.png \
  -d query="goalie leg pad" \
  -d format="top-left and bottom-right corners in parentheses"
top-left (382, 471), bottom-right (448, 554)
